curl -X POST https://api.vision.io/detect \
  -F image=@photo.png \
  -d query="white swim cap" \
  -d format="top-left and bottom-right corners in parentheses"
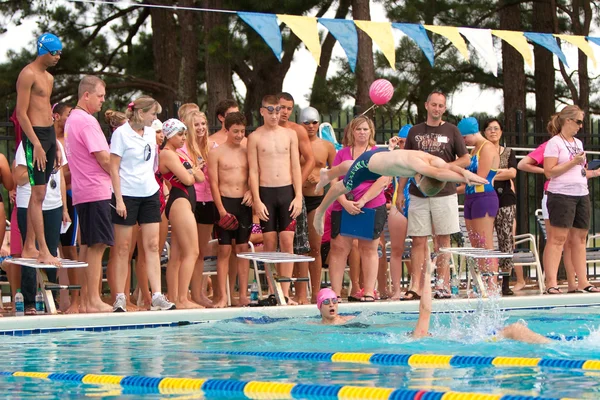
top-left (162, 119), bottom-right (187, 139)
top-left (300, 107), bottom-right (320, 123)
top-left (151, 119), bottom-right (163, 132)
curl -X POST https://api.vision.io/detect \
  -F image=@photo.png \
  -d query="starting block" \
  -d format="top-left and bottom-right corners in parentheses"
top-left (237, 252), bottom-right (314, 305)
top-left (439, 248), bottom-right (513, 298)
top-left (4, 258), bottom-right (87, 315)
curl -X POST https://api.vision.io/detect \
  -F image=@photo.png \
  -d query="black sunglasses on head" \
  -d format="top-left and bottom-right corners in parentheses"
top-left (261, 106), bottom-right (281, 113)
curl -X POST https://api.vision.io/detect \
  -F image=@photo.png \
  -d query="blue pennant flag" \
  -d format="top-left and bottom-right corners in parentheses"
top-left (586, 36), bottom-right (600, 48)
top-left (392, 23), bottom-right (435, 66)
top-left (318, 18), bottom-right (358, 72)
top-left (238, 12), bottom-right (282, 61)
top-left (523, 32), bottom-right (569, 67)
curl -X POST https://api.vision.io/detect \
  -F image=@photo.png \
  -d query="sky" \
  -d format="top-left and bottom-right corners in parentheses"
top-left (1, 1), bottom-right (598, 117)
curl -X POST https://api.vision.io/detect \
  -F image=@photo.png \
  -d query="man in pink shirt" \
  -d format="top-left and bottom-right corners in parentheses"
top-left (64, 75), bottom-right (113, 313)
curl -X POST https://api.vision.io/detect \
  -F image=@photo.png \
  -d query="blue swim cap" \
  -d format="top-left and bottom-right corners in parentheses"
top-left (37, 33), bottom-right (62, 56)
top-left (397, 124), bottom-right (413, 139)
top-left (458, 117), bottom-right (479, 136)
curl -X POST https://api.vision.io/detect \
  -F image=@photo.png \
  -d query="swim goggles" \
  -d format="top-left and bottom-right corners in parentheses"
top-left (322, 298), bottom-right (338, 306)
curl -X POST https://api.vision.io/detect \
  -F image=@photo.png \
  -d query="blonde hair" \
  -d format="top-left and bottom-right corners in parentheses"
top-left (104, 109), bottom-right (127, 129)
top-left (342, 116), bottom-right (376, 147)
top-left (178, 103), bottom-right (200, 120)
top-left (183, 110), bottom-right (209, 165)
top-left (126, 96), bottom-right (162, 126)
top-left (547, 105), bottom-right (583, 137)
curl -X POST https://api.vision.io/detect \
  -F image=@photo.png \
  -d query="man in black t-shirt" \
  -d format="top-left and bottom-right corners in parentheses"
top-left (396, 91), bottom-right (470, 299)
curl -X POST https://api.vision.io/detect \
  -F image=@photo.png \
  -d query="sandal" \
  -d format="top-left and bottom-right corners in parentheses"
top-left (433, 289), bottom-right (451, 299)
top-left (545, 287), bottom-right (562, 295)
top-left (24, 307), bottom-right (37, 316)
top-left (360, 295), bottom-right (375, 302)
top-left (400, 290), bottom-right (420, 301)
top-left (583, 285), bottom-right (600, 293)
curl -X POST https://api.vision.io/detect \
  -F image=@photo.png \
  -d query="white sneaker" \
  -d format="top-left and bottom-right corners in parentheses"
top-left (151, 294), bottom-right (176, 311)
top-left (113, 294), bottom-right (127, 313)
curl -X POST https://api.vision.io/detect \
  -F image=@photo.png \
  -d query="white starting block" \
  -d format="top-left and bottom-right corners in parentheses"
top-left (4, 258), bottom-right (87, 315)
top-left (236, 252), bottom-right (314, 305)
top-left (439, 248), bottom-right (513, 298)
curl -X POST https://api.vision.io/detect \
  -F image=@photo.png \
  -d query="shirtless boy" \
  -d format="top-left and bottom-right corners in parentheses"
top-left (210, 99), bottom-right (247, 147)
top-left (300, 107), bottom-right (335, 302)
top-left (278, 93), bottom-right (315, 304)
top-left (15, 33), bottom-right (63, 265)
top-left (209, 112), bottom-right (253, 308)
top-left (313, 141), bottom-right (488, 236)
top-left (248, 95), bottom-right (303, 304)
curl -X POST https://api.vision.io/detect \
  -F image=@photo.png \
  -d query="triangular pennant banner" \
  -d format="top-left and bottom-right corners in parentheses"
top-left (278, 15), bottom-right (321, 65)
top-left (392, 23), bottom-right (434, 66)
top-left (238, 12), bottom-right (282, 61)
top-left (492, 30), bottom-right (533, 68)
top-left (424, 25), bottom-right (469, 61)
top-left (555, 34), bottom-right (596, 68)
top-left (459, 27), bottom-right (498, 76)
top-left (354, 20), bottom-right (396, 70)
top-left (318, 18), bottom-right (358, 72)
top-left (523, 32), bottom-right (569, 67)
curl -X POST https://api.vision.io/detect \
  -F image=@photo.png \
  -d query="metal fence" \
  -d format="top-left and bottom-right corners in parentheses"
top-left (3, 109), bottom-right (600, 281)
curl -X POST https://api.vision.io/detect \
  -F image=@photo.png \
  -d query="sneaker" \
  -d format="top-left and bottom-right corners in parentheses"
top-left (151, 294), bottom-right (176, 311)
top-left (113, 294), bottom-right (126, 313)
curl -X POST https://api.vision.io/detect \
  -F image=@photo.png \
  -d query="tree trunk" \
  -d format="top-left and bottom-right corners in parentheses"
top-left (150, 0), bottom-right (179, 117)
top-left (352, 0), bottom-right (375, 116)
top-left (499, 0), bottom-right (526, 143)
top-left (203, 0), bottom-right (233, 128)
top-left (309, 0), bottom-right (351, 111)
top-left (532, 0), bottom-right (556, 136)
top-left (177, 0), bottom-right (200, 105)
top-left (577, 0), bottom-right (592, 134)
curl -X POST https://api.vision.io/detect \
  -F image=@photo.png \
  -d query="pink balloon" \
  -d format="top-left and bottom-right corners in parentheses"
top-left (369, 79), bottom-right (394, 106)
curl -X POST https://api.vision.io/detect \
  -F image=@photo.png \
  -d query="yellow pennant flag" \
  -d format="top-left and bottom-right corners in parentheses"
top-left (354, 20), bottom-right (396, 70)
top-left (492, 30), bottom-right (533, 68)
top-left (277, 14), bottom-right (322, 65)
top-left (555, 34), bottom-right (597, 68)
top-left (424, 25), bottom-right (469, 61)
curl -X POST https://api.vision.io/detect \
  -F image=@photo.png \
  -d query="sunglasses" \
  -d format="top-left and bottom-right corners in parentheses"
top-left (321, 298), bottom-right (338, 306)
top-left (303, 121), bottom-right (319, 125)
top-left (572, 119), bottom-right (584, 126)
top-left (40, 43), bottom-right (62, 56)
top-left (144, 143), bottom-right (152, 162)
top-left (261, 106), bottom-right (281, 113)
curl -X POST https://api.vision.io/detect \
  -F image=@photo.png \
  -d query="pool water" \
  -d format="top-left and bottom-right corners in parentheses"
top-left (0, 304), bottom-right (599, 399)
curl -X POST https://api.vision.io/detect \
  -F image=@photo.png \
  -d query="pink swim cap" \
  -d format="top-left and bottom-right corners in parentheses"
top-left (317, 288), bottom-right (337, 309)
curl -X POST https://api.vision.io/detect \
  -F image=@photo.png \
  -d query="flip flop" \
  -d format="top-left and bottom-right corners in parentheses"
top-left (433, 289), bottom-right (451, 299)
top-left (347, 295), bottom-right (362, 302)
top-left (400, 290), bottom-right (420, 301)
top-left (568, 289), bottom-right (584, 293)
top-left (25, 307), bottom-right (37, 316)
top-left (545, 287), bottom-right (562, 295)
top-left (360, 295), bottom-right (375, 302)
top-left (583, 285), bottom-right (600, 293)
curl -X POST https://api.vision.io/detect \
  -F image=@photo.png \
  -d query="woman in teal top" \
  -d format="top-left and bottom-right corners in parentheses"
top-left (458, 117), bottom-right (500, 292)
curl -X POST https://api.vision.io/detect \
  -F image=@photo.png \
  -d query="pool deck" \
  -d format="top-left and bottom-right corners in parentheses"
top-left (0, 292), bottom-right (598, 335)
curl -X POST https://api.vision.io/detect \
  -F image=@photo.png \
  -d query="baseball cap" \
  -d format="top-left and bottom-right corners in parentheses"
top-left (317, 288), bottom-right (337, 310)
top-left (397, 124), bottom-right (413, 139)
top-left (37, 33), bottom-right (62, 56)
top-left (162, 119), bottom-right (187, 139)
top-left (457, 117), bottom-right (479, 136)
top-left (151, 119), bottom-right (163, 132)
top-left (300, 107), bottom-right (320, 123)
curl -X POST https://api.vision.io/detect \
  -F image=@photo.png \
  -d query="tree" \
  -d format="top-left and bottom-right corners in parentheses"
top-left (352, 0), bottom-right (375, 115)
top-left (531, 0), bottom-right (556, 132)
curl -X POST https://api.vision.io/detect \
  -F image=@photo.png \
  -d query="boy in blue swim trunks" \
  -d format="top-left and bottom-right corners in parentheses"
top-left (313, 139), bottom-right (488, 236)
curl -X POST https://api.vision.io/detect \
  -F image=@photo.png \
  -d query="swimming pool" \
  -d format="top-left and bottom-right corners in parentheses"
top-left (0, 300), bottom-right (599, 399)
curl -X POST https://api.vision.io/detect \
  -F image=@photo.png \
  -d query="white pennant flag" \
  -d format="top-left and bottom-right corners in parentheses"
top-left (459, 27), bottom-right (498, 76)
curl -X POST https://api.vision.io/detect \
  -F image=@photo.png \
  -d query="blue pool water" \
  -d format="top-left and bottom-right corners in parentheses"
top-left (0, 304), bottom-right (599, 399)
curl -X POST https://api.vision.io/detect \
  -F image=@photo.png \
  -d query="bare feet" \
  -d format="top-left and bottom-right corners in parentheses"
top-left (65, 300), bottom-right (80, 314)
top-left (37, 251), bottom-right (62, 267)
top-left (212, 298), bottom-right (228, 308)
top-left (315, 168), bottom-right (331, 193)
top-left (512, 281), bottom-right (526, 292)
top-left (237, 297), bottom-right (251, 307)
top-left (193, 295), bottom-right (214, 308)
top-left (20, 246), bottom-right (39, 260)
top-left (390, 290), bottom-right (404, 301)
top-left (126, 301), bottom-right (139, 312)
top-left (86, 301), bottom-right (113, 313)
top-left (295, 297), bottom-right (310, 305)
top-left (313, 208), bottom-right (325, 236)
top-left (176, 299), bottom-right (203, 309)
top-left (286, 297), bottom-right (298, 306)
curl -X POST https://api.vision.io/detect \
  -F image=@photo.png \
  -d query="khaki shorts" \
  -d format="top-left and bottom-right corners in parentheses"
top-left (407, 194), bottom-right (460, 237)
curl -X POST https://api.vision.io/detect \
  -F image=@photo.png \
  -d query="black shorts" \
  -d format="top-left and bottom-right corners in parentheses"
top-left (60, 189), bottom-right (78, 247)
top-left (23, 126), bottom-right (56, 186)
top-left (330, 204), bottom-right (387, 240)
top-left (547, 192), bottom-right (590, 230)
top-left (195, 201), bottom-right (219, 225)
top-left (76, 200), bottom-right (114, 247)
top-left (216, 197), bottom-right (253, 246)
top-left (259, 185), bottom-right (296, 233)
top-left (305, 195), bottom-right (324, 214)
top-left (111, 191), bottom-right (162, 226)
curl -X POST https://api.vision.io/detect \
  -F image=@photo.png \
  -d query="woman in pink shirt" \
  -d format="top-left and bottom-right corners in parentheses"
top-left (543, 105), bottom-right (599, 294)
top-left (328, 116), bottom-right (390, 302)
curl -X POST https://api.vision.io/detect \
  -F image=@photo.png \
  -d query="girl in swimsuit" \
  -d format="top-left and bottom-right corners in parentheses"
top-left (159, 119), bottom-right (205, 309)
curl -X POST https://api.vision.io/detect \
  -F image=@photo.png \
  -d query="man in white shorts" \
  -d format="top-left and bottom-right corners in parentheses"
top-left (396, 91), bottom-right (470, 299)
